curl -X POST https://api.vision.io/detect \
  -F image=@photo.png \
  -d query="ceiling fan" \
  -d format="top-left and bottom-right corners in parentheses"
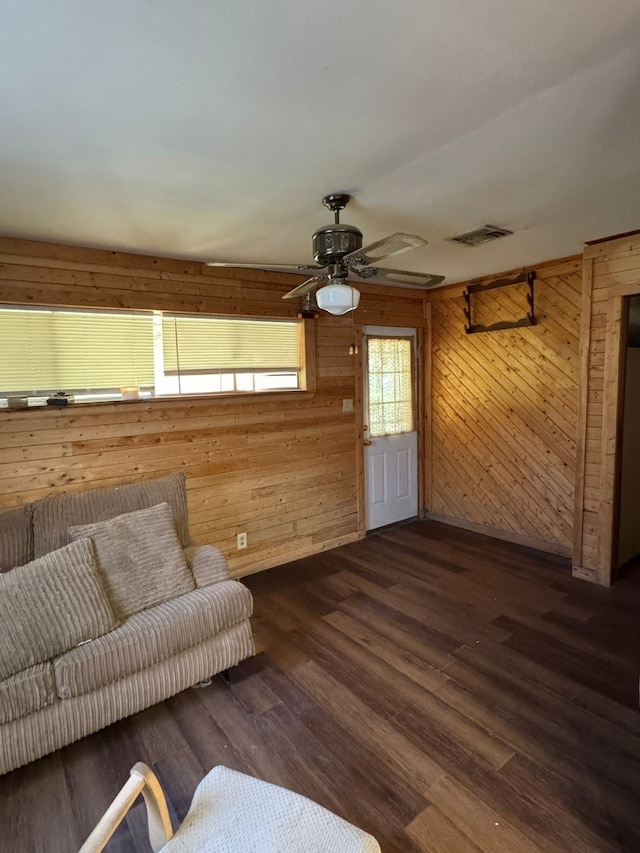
top-left (206, 194), bottom-right (445, 315)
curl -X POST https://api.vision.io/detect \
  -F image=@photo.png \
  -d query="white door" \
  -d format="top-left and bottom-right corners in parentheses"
top-left (364, 326), bottom-right (418, 530)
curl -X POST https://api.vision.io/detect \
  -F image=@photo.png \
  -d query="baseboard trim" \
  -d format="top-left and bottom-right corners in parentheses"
top-left (423, 511), bottom-right (571, 558)
top-left (232, 530), bottom-right (364, 579)
top-left (572, 564), bottom-right (611, 586)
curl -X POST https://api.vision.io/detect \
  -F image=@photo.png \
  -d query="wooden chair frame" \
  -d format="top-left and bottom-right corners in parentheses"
top-left (79, 763), bottom-right (174, 853)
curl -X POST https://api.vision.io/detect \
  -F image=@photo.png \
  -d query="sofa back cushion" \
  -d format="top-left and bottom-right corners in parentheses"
top-left (0, 538), bottom-right (117, 680)
top-left (0, 504), bottom-right (34, 569)
top-left (69, 502), bottom-right (195, 620)
top-left (32, 472), bottom-right (191, 558)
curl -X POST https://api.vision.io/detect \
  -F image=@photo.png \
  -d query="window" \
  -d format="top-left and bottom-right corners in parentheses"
top-left (0, 306), bottom-right (304, 404)
top-left (366, 336), bottom-right (414, 437)
top-left (159, 314), bottom-right (301, 395)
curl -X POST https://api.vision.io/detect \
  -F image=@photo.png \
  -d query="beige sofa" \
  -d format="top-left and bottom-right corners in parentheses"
top-left (0, 472), bottom-right (254, 776)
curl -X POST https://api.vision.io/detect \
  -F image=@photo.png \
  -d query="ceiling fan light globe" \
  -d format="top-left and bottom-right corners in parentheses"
top-left (315, 281), bottom-right (360, 315)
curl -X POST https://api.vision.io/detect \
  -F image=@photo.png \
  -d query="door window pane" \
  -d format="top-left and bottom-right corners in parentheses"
top-left (367, 337), bottom-right (414, 437)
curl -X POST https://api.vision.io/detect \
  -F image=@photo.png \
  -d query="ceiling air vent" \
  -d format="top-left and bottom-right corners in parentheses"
top-left (448, 225), bottom-right (513, 247)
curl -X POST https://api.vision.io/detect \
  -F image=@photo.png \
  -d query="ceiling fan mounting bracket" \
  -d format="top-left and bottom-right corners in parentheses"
top-left (322, 193), bottom-right (351, 214)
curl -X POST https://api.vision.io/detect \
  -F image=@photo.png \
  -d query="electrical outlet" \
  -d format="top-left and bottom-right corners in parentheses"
top-left (236, 532), bottom-right (247, 550)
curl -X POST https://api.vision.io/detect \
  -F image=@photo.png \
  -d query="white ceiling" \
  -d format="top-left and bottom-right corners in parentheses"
top-left (2, 1), bottom-right (640, 285)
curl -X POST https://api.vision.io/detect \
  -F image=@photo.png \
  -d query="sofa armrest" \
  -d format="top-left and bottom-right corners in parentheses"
top-left (183, 544), bottom-right (230, 588)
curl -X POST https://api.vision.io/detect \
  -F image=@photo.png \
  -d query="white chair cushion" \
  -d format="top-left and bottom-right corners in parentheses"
top-left (163, 765), bottom-right (381, 853)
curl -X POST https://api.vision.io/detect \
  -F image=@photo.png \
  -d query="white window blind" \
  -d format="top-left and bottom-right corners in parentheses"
top-left (161, 315), bottom-right (301, 372)
top-left (0, 307), bottom-right (154, 393)
top-left (0, 306), bottom-right (303, 399)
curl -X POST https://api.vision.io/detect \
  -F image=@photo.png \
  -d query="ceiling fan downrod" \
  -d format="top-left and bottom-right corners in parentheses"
top-left (322, 193), bottom-right (351, 224)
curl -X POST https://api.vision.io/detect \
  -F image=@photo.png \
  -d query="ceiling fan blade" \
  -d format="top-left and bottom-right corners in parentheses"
top-left (206, 261), bottom-right (323, 274)
top-left (282, 275), bottom-right (329, 300)
top-left (345, 232), bottom-right (427, 266)
top-left (353, 267), bottom-right (445, 289)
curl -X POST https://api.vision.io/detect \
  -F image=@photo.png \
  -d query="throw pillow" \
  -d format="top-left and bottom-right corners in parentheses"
top-left (69, 502), bottom-right (195, 621)
top-left (0, 538), bottom-right (117, 681)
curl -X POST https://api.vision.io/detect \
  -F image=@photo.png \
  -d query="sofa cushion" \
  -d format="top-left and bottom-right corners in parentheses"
top-left (32, 471), bottom-right (191, 558)
top-left (0, 504), bottom-right (34, 569)
top-left (69, 503), bottom-right (195, 621)
top-left (0, 539), bottom-right (117, 680)
top-left (54, 580), bottom-right (253, 698)
top-left (0, 662), bottom-right (56, 724)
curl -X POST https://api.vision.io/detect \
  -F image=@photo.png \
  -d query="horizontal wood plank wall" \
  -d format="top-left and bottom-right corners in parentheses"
top-left (574, 232), bottom-right (640, 585)
top-left (425, 257), bottom-right (583, 557)
top-left (0, 237), bottom-right (427, 577)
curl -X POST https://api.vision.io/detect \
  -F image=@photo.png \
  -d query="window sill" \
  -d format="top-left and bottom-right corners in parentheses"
top-left (0, 388), bottom-right (314, 413)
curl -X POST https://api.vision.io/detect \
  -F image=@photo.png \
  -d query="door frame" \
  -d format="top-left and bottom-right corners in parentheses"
top-left (355, 323), bottom-right (425, 535)
top-left (573, 274), bottom-right (640, 585)
top-left (598, 286), bottom-right (637, 579)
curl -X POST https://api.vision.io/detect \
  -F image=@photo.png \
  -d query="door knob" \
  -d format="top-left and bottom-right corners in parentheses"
top-left (363, 439), bottom-right (372, 446)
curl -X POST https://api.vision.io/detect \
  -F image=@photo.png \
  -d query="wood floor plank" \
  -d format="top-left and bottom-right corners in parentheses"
top-left (167, 684), bottom-right (252, 776)
top-left (422, 773), bottom-right (544, 853)
top-left (337, 588), bottom-right (461, 668)
top-left (62, 717), bottom-right (146, 850)
top-left (496, 616), bottom-right (638, 707)
top-left (407, 804), bottom-right (485, 852)
top-left (9, 753), bottom-right (82, 853)
top-left (323, 608), bottom-right (451, 694)
top-left (447, 644), bottom-right (640, 771)
top-left (498, 753), bottom-right (635, 853)
top-left (292, 658), bottom-right (445, 792)
top-left (436, 658), bottom-right (640, 840)
top-left (1, 519), bottom-right (639, 852)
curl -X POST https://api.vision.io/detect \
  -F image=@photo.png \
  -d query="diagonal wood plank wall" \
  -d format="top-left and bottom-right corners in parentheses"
top-left (0, 237), bottom-right (426, 577)
top-left (574, 232), bottom-right (640, 584)
top-left (424, 257), bottom-right (583, 556)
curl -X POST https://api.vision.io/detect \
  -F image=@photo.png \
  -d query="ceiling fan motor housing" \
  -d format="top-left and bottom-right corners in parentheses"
top-left (312, 223), bottom-right (362, 265)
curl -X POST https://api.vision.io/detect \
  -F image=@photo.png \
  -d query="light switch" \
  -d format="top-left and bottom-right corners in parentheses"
top-left (342, 399), bottom-right (354, 413)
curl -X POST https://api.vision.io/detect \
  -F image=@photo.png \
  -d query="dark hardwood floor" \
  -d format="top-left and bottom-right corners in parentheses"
top-left (2, 521), bottom-right (640, 852)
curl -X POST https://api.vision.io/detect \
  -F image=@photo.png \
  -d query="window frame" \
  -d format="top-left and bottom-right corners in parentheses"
top-left (0, 304), bottom-right (316, 410)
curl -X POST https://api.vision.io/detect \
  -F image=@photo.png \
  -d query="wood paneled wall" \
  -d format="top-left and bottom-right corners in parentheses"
top-left (574, 232), bottom-right (640, 585)
top-left (424, 257), bottom-right (583, 557)
top-left (0, 237), bottom-right (426, 577)
top-left (8, 234), bottom-right (633, 581)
